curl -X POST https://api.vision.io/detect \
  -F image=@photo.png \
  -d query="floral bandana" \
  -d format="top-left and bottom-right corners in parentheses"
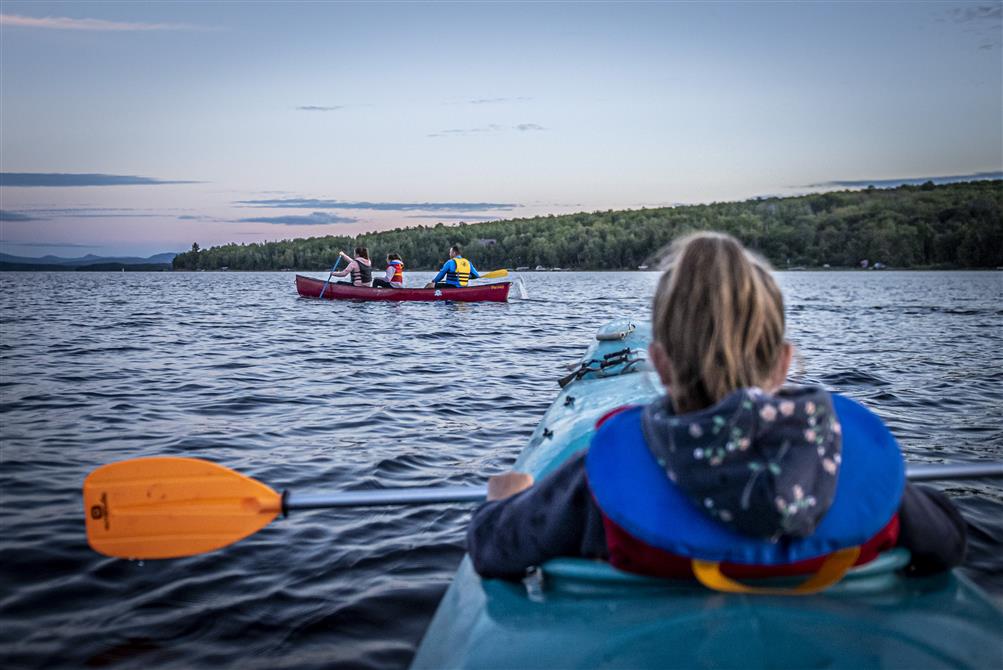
top-left (640, 385), bottom-right (842, 540)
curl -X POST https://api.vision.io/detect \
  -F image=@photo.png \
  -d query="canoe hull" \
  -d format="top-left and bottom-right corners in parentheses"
top-left (295, 275), bottom-right (510, 302)
top-left (411, 319), bottom-right (1003, 669)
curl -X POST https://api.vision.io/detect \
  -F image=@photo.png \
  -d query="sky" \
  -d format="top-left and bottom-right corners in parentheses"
top-left (1, 1), bottom-right (1001, 257)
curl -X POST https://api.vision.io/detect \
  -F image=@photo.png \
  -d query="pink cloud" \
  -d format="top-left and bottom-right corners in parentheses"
top-left (0, 13), bottom-right (215, 31)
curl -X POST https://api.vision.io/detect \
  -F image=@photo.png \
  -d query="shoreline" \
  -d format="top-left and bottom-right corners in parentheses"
top-left (3, 266), bottom-right (1000, 273)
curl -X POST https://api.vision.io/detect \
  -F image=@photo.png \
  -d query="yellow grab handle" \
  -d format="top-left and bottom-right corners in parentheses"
top-left (691, 546), bottom-right (861, 595)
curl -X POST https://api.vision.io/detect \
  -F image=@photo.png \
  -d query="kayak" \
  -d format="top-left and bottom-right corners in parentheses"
top-left (295, 274), bottom-right (510, 302)
top-left (411, 319), bottom-right (1003, 669)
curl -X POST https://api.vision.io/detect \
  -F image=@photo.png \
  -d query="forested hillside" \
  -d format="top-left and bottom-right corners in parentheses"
top-left (172, 180), bottom-right (1002, 271)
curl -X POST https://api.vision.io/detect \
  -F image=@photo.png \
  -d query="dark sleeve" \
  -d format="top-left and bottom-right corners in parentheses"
top-left (897, 483), bottom-right (968, 575)
top-left (466, 451), bottom-right (608, 580)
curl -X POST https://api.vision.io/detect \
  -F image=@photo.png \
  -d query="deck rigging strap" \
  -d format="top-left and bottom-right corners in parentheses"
top-left (558, 348), bottom-right (646, 388)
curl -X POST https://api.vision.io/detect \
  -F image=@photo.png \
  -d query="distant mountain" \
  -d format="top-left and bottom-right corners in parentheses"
top-left (0, 251), bottom-right (178, 271)
top-left (0, 252), bottom-right (177, 266)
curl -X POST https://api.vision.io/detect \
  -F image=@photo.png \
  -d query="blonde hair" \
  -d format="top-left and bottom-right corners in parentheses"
top-left (652, 232), bottom-right (786, 414)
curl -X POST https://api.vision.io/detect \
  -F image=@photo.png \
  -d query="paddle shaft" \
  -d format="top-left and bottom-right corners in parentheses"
top-left (281, 462), bottom-right (1003, 510)
top-left (317, 257), bottom-right (342, 299)
top-left (285, 486), bottom-right (487, 511)
top-left (905, 462), bottom-right (1003, 482)
top-left (82, 457), bottom-right (1003, 559)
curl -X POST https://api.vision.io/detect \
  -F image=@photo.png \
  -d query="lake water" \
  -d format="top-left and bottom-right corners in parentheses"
top-left (1, 270), bottom-right (1001, 668)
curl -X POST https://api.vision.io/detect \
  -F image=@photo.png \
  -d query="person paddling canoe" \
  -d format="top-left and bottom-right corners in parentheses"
top-left (469, 232), bottom-right (967, 585)
top-left (331, 247), bottom-right (373, 287)
top-left (373, 252), bottom-right (405, 288)
top-left (425, 245), bottom-right (480, 289)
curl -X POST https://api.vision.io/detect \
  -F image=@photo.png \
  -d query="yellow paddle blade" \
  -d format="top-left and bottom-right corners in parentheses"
top-left (478, 269), bottom-right (508, 279)
top-left (83, 456), bottom-right (282, 559)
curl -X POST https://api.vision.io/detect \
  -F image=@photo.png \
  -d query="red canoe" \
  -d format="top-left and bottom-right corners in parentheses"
top-left (295, 274), bottom-right (511, 303)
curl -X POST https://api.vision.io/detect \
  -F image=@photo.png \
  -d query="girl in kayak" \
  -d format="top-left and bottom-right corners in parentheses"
top-left (373, 252), bottom-right (404, 288)
top-left (331, 247), bottom-right (373, 287)
top-left (468, 232), bottom-right (967, 585)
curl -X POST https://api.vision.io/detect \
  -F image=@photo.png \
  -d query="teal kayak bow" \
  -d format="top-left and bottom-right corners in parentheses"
top-left (411, 319), bottom-right (1003, 670)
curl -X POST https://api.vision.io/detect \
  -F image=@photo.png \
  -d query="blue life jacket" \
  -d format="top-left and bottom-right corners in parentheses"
top-left (586, 393), bottom-right (904, 566)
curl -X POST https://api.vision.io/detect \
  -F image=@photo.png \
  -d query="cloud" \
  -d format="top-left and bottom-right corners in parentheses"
top-left (799, 171), bottom-right (1003, 189)
top-left (428, 124), bottom-right (505, 137)
top-left (407, 215), bottom-right (501, 221)
top-left (467, 96), bottom-right (532, 105)
top-left (235, 198), bottom-right (519, 212)
top-left (3, 206), bottom-right (180, 219)
top-left (296, 105), bottom-right (345, 112)
top-left (946, 5), bottom-right (1002, 49)
top-left (59, 213), bottom-right (164, 218)
top-left (526, 201), bottom-right (585, 208)
top-left (237, 211), bottom-right (358, 225)
top-left (0, 210), bottom-right (44, 221)
top-left (428, 123), bottom-right (546, 137)
top-left (178, 214), bottom-right (229, 222)
top-left (0, 240), bottom-right (102, 248)
top-left (1, 173), bottom-right (200, 187)
top-left (948, 4), bottom-right (1002, 23)
top-left (0, 13), bottom-right (216, 31)
top-left (21, 207), bottom-right (141, 214)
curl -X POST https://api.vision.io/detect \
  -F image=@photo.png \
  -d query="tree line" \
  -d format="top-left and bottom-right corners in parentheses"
top-left (172, 180), bottom-right (1002, 271)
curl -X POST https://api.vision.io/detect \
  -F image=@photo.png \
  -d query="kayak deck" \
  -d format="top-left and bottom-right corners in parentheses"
top-left (411, 319), bottom-right (1003, 669)
top-left (413, 555), bottom-right (1002, 669)
top-left (295, 274), bottom-right (510, 302)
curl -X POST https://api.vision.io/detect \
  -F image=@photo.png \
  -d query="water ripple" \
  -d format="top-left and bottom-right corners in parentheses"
top-left (1, 270), bottom-right (1001, 668)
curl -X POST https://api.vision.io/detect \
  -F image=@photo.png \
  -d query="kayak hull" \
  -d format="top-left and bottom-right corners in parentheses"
top-left (295, 274), bottom-right (510, 302)
top-left (411, 319), bottom-right (1003, 669)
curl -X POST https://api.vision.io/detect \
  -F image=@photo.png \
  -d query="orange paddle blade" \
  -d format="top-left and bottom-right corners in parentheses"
top-left (83, 456), bottom-right (282, 559)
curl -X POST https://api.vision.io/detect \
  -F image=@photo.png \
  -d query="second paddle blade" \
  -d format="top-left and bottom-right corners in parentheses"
top-left (83, 456), bottom-right (282, 559)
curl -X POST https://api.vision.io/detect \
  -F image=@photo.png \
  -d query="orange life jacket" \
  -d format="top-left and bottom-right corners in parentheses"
top-left (388, 260), bottom-right (404, 284)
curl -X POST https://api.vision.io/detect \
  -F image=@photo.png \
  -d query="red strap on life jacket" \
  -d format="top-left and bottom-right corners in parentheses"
top-left (598, 509), bottom-right (900, 579)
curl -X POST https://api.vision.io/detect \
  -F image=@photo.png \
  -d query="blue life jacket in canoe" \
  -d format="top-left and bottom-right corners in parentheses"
top-left (586, 390), bottom-right (904, 585)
